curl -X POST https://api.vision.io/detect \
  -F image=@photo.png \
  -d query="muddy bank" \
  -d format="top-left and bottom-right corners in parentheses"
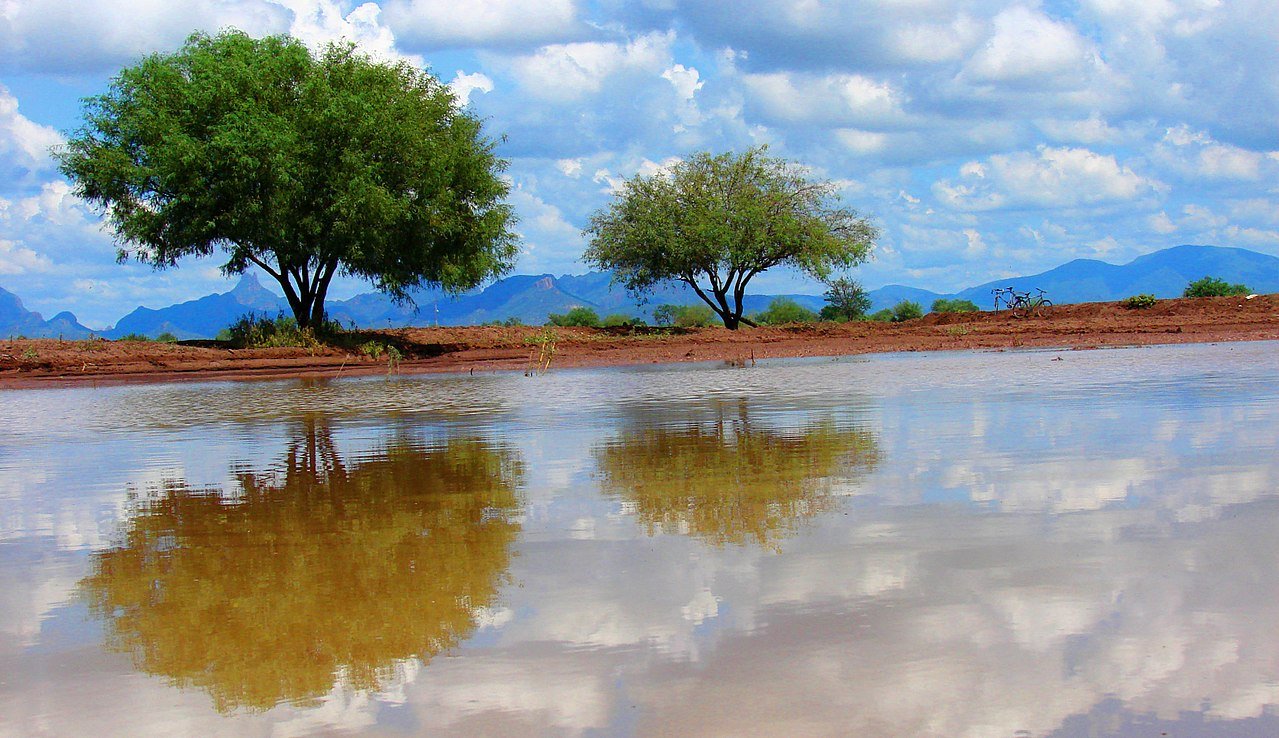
top-left (3, 294), bottom-right (1277, 388)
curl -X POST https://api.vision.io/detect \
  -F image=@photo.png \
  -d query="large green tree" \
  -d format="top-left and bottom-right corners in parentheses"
top-left (57, 31), bottom-right (518, 329)
top-left (584, 147), bottom-right (877, 329)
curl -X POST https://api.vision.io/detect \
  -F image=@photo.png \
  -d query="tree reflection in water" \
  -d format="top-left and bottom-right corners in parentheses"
top-left (595, 408), bottom-right (879, 548)
top-left (80, 418), bottom-right (523, 713)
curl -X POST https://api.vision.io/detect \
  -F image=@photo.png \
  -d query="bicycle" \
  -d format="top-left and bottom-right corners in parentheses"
top-left (992, 286), bottom-right (1052, 317)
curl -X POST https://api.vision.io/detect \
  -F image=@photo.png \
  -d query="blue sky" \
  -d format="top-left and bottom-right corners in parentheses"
top-left (1, 0), bottom-right (1276, 329)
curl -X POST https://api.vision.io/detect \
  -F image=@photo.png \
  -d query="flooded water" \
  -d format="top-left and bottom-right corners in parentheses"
top-left (2, 342), bottom-right (1278, 737)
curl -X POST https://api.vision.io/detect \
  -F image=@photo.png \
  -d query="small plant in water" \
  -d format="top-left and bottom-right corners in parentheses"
top-left (523, 327), bottom-right (558, 375)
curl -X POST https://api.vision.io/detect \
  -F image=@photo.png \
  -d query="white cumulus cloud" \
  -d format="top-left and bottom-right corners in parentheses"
top-left (505, 32), bottom-right (672, 102)
top-left (384, 0), bottom-right (579, 49)
top-left (742, 71), bottom-right (907, 127)
top-left (935, 146), bottom-right (1163, 211)
top-left (449, 71), bottom-right (495, 105)
top-left (0, 85), bottom-right (63, 182)
top-left (965, 6), bottom-right (1098, 87)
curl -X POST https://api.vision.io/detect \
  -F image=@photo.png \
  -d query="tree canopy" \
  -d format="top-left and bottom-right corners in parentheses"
top-left (820, 277), bottom-right (872, 321)
top-left (584, 147), bottom-right (877, 329)
top-left (57, 31), bottom-right (518, 329)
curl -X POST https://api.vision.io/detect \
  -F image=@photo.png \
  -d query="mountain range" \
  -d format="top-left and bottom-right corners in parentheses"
top-left (3, 244), bottom-right (1276, 339)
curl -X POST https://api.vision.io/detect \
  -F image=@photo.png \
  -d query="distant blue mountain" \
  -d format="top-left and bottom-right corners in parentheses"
top-left (0, 286), bottom-right (93, 339)
top-left (8, 244), bottom-right (1277, 339)
top-left (105, 272), bottom-right (284, 339)
top-left (947, 244), bottom-right (1279, 309)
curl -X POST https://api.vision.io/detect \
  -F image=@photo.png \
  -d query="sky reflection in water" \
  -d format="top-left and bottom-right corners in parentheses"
top-left (1, 342), bottom-right (1277, 736)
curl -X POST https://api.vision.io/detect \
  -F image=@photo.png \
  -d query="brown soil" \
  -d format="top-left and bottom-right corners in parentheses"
top-left (3, 294), bottom-right (1277, 388)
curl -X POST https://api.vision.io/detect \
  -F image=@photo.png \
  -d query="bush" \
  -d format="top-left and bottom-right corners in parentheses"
top-left (755, 297), bottom-right (818, 325)
top-left (156, 332), bottom-right (178, 343)
top-left (603, 313), bottom-right (646, 328)
top-left (891, 300), bottom-right (924, 322)
top-left (546, 306), bottom-right (601, 327)
top-left (931, 298), bottom-right (979, 314)
top-left (652, 304), bottom-right (717, 328)
top-left (1121, 294), bottom-right (1158, 309)
top-left (1184, 276), bottom-right (1250, 298)
top-left (117, 333), bottom-right (150, 342)
top-left (226, 313), bottom-right (321, 349)
top-left (869, 309), bottom-right (893, 322)
top-left (821, 278), bottom-right (871, 322)
top-left (481, 316), bottom-right (524, 327)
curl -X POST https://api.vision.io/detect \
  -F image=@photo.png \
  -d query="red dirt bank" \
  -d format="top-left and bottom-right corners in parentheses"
top-left (3, 295), bottom-right (1277, 388)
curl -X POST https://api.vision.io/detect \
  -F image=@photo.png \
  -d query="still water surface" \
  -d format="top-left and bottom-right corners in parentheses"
top-left (2, 342), bottom-right (1278, 736)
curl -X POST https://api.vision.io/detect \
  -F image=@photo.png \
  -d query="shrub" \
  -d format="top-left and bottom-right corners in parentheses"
top-left (891, 300), bottom-right (924, 322)
top-left (117, 333), bottom-right (150, 342)
top-left (931, 298), bottom-right (980, 314)
top-left (869, 309), bottom-right (893, 322)
top-left (821, 278), bottom-right (872, 322)
top-left (226, 313), bottom-right (320, 349)
top-left (547, 306), bottom-right (601, 327)
top-left (156, 332), bottom-right (178, 342)
top-left (1121, 294), bottom-right (1158, 309)
top-left (1184, 276), bottom-right (1250, 298)
top-left (755, 297), bottom-right (818, 325)
top-left (652, 304), bottom-right (716, 328)
top-left (603, 313), bottom-right (646, 328)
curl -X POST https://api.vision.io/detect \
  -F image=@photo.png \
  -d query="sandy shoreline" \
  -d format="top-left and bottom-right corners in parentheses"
top-left (3, 294), bottom-right (1277, 388)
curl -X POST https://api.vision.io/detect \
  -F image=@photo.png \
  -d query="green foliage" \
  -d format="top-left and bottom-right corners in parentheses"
top-left (755, 298), bottom-right (818, 325)
top-left (1121, 294), bottom-right (1158, 309)
top-left (546, 306), bottom-right (602, 327)
top-left (57, 30), bottom-right (518, 330)
top-left (585, 147), bottom-right (877, 329)
top-left (1184, 276), bottom-right (1250, 298)
top-left (603, 313), bottom-right (646, 328)
top-left (651, 305), bottom-right (679, 327)
top-left (820, 277), bottom-right (872, 322)
top-left (931, 298), bottom-right (980, 314)
top-left (226, 313), bottom-right (320, 349)
top-left (117, 333), bottom-right (151, 342)
top-left (480, 316), bottom-right (523, 327)
top-left (869, 309), bottom-right (893, 322)
top-left (651, 304), bottom-right (717, 328)
top-left (891, 301), bottom-right (924, 322)
top-left (156, 332), bottom-right (178, 343)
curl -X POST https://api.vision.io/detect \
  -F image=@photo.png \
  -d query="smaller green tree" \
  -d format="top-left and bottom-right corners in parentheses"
top-left (547, 306), bottom-right (602, 327)
top-left (869, 309), bottom-right (893, 322)
top-left (1184, 276), bottom-right (1250, 298)
top-left (931, 298), bottom-right (980, 314)
top-left (820, 278), bottom-right (872, 321)
top-left (891, 301), bottom-right (923, 322)
top-left (755, 298), bottom-right (818, 325)
top-left (585, 147), bottom-right (877, 329)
